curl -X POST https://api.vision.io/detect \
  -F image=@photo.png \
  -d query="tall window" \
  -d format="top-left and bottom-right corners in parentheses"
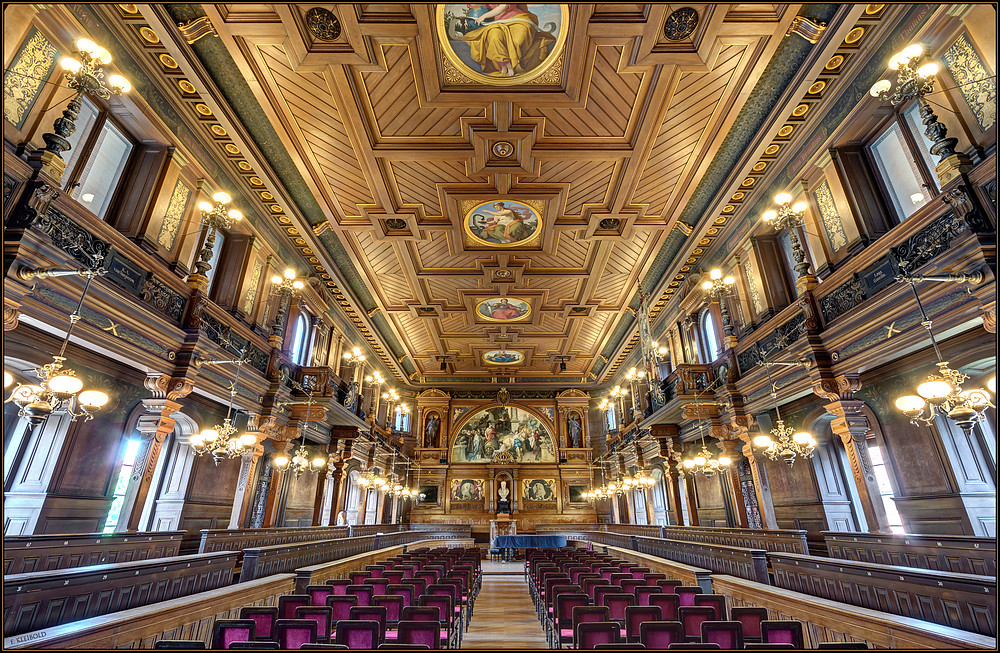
top-left (676, 473), bottom-right (691, 525)
top-left (62, 96), bottom-right (134, 221)
top-left (288, 310), bottom-right (314, 366)
top-left (393, 409), bottom-right (411, 432)
top-left (345, 470), bottom-right (361, 525)
top-left (868, 444), bottom-right (904, 534)
top-left (868, 107), bottom-right (933, 221)
top-left (203, 231), bottom-right (226, 293)
top-left (605, 406), bottom-right (617, 432)
top-left (102, 438), bottom-right (141, 532)
top-left (700, 310), bottom-right (721, 362)
top-left (651, 469), bottom-right (668, 526)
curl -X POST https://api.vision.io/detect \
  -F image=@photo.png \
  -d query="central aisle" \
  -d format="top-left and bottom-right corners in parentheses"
top-left (461, 562), bottom-right (548, 649)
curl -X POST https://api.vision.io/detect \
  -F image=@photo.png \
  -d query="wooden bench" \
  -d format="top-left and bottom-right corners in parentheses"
top-left (712, 573), bottom-right (997, 649)
top-left (198, 525), bottom-right (350, 554)
top-left (561, 530), bottom-right (770, 585)
top-left (3, 531), bottom-right (184, 574)
top-left (3, 573), bottom-right (295, 649)
top-left (240, 530), bottom-right (463, 583)
top-left (768, 551), bottom-right (996, 636)
top-left (660, 524), bottom-right (809, 554)
top-left (2, 550), bottom-right (238, 637)
top-left (568, 539), bottom-right (713, 592)
top-left (824, 531), bottom-right (997, 576)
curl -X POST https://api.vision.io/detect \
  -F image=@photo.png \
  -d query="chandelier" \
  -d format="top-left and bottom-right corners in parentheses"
top-left (269, 268), bottom-right (304, 340)
top-left (702, 268), bottom-right (737, 343)
top-left (894, 277), bottom-right (995, 433)
top-left (273, 392), bottom-right (327, 477)
top-left (192, 192), bottom-right (243, 283)
top-left (679, 395), bottom-right (732, 477)
top-left (752, 361), bottom-right (816, 465)
top-left (762, 193), bottom-right (812, 282)
top-left (357, 448), bottom-right (390, 490)
top-left (189, 354), bottom-right (256, 463)
top-left (5, 268), bottom-right (110, 425)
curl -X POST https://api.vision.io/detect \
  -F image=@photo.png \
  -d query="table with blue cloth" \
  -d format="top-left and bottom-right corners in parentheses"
top-left (494, 534), bottom-right (568, 562)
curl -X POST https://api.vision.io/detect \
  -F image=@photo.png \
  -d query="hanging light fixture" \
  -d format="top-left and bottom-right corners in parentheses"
top-left (762, 194), bottom-right (812, 282)
top-left (702, 268), bottom-right (738, 344)
top-left (752, 361), bottom-right (816, 465)
top-left (5, 268), bottom-right (110, 426)
top-left (269, 268), bottom-right (305, 340)
top-left (191, 192), bottom-right (243, 284)
top-left (272, 392), bottom-right (327, 478)
top-left (189, 354), bottom-right (256, 463)
top-left (679, 393), bottom-right (732, 476)
top-left (894, 278), bottom-right (995, 433)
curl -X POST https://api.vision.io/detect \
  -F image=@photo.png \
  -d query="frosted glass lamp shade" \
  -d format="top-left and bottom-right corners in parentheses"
top-left (753, 434), bottom-right (774, 448)
top-left (917, 380), bottom-right (952, 400)
top-left (774, 192), bottom-right (792, 205)
top-left (213, 191), bottom-right (232, 204)
top-left (48, 374), bottom-right (84, 395)
top-left (869, 79), bottom-right (891, 96)
top-left (77, 390), bottom-right (109, 408)
top-left (895, 395), bottom-right (926, 413)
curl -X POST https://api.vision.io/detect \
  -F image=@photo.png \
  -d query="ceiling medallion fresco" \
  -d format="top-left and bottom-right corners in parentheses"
top-left (482, 349), bottom-right (525, 365)
top-left (462, 199), bottom-right (542, 247)
top-left (438, 4), bottom-right (568, 86)
top-left (476, 297), bottom-right (530, 321)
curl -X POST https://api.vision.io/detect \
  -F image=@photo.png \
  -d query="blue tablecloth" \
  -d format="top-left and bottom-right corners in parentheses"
top-left (494, 534), bottom-right (567, 548)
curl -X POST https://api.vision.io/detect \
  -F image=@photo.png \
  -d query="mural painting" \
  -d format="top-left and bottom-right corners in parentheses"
top-left (439, 4), bottom-right (567, 84)
top-left (522, 478), bottom-right (556, 501)
top-left (451, 405), bottom-right (556, 463)
top-left (450, 478), bottom-right (486, 501)
top-left (463, 200), bottom-right (541, 246)
top-left (482, 349), bottom-right (524, 365)
top-left (476, 297), bottom-right (531, 321)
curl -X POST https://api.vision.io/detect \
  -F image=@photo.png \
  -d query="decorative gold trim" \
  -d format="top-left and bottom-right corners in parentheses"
top-left (475, 297), bottom-right (531, 322)
top-left (435, 4), bottom-right (569, 87)
top-left (785, 16), bottom-right (827, 43)
top-left (178, 16), bottom-right (217, 44)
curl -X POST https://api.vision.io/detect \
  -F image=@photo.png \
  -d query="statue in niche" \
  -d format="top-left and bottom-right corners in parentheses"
top-left (336, 510), bottom-right (347, 526)
top-left (497, 479), bottom-right (511, 514)
top-left (568, 413), bottom-right (582, 448)
top-left (425, 413), bottom-right (440, 448)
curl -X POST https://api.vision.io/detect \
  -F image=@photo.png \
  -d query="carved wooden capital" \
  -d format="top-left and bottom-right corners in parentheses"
top-left (3, 303), bottom-right (20, 331)
top-left (813, 373), bottom-right (862, 402)
top-left (824, 399), bottom-right (871, 442)
top-left (983, 306), bottom-right (997, 334)
top-left (144, 373), bottom-right (196, 401)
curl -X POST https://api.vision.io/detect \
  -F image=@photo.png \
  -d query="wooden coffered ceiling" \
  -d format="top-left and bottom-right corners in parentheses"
top-left (139, 3), bottom-right (815, 386)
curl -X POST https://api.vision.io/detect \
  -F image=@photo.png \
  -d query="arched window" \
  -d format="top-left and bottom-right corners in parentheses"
top-left (700, 309), bottom-right (721, 362)
top-left (288, 310), bottom-right (314, 366)
top-left (393, 409), bottom-right (411, 433)
top-left (651, 468), bottom-right (668, 526)
top-left (345, 470), bottom-right (361, 525)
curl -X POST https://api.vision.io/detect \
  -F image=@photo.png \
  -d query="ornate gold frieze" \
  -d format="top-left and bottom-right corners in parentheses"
top-left (942, 33), bottom-right (996, 131)
top-left (242, 257), bottom-right (263, 316)
top-left (157, 178), bottom-right (190, 249)
top-left (813, 180), bottom-right (847, 251)
top-left (3, 27), bottom-right (58, 128)
top-left (743, 259), bottom-right (763, 314)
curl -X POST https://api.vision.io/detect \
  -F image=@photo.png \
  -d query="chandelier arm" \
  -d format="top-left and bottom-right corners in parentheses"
top-left (907, 281), bottom-right (946, 363)
top-left (761, 362), bottom-right (783, 422)
top-left (56, 269), bottom-right (99, 360)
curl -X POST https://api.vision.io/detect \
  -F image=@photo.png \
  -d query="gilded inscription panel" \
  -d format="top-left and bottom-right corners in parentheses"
top-left (157, 179), bottom-right (191, 250)
top-left (3, 27), bottom-right (58, 129)
top-left (813, 180), bottom-right (847, 251)
top-left (942, 33), bottom-right (996, 131)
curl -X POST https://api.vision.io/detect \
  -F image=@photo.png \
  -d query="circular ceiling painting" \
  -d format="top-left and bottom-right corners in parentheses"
top-left (463, 199), bottom-right (541, 246)
top-left (482, 350), bottom-right (524, 365)
top-left (476, 297), bottom-right (530, 321)
top-left (438, 4), bottom-right (569, 85)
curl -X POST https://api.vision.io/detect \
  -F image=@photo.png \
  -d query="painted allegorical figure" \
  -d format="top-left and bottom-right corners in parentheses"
top-left (459, 4), bottom-right (557, 78)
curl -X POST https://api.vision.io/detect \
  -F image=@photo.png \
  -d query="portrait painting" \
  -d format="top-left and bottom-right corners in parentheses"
top-left (451, 405), bottom-right (557, 463)
top-left (482, 349), bottom-right (524, 365)
top-left (418, 484), bottom-right (439, 505)
top-left (450, 478), bottom-right (485, 501)
top-left (476, 297), bottom-right (531, 322)
top-left (463, 199), bottom-right (541, 246)
top-left (568, 484), bottom-right (589, 504)
top-left (438, 4), bottom-right (568, 85)
top-left (522, 478), bottom-right (556, 501)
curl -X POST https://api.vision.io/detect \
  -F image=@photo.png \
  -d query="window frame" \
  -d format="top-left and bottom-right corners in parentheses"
top-left (62, 104), bottom-right (137, 222)
top-left (288, 306), bottom-right (315, 367)
top-left (864, 100), bottom-right (939, 224)
top-left (699, 308), bottom-right (721, 363)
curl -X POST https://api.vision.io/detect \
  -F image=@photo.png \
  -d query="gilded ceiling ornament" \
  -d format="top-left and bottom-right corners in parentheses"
top-left (663, 7), bottom-right (698, 41)
top-left (305, 7), bottom-right (341, 41)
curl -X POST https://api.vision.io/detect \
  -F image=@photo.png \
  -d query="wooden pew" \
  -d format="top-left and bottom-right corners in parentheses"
top-left (2, 550), bottom-right (238, 637)
top-left (240, 529), bottom-right (467, 583)
top-left (824, 531), bottom-right (997, 576)
top-left (198, 525), bottom-right (350, 553)
top-left (350, 523), bottom-right (404, 537)
top-left (561, 529), bottom-right (770, 585)
top-left (712, 573), bottom-right (997, 649)
top-left (3, 573), bottom-right (295, 649)
top-left (569, 539), bottom-right (713, 592)
top-left (3, 531), bottom-right (184, 574)
top-left (768, 552), bottom-right (996, 636)
top-left (660, 524), bottom-right (809, 554)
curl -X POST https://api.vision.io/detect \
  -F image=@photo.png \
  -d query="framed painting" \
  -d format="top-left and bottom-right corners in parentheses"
top-left (476, 297), bottom-right (531, 321)
top-left (522, 478), bottom-right (557, 501)
top-left (463, 199), bottom-right (541, 246)
top-left (451, 405), bottom-right (556, 463)
top-left (482, 350), bottom-right (524, 365)
top-left (450, 478), bottom-right (485, 501)
top-left (418, 484), bottom-right (439, 505)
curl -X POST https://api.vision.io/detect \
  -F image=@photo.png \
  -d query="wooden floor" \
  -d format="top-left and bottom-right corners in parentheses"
top-left (462, 563), bottom-right (548, 649)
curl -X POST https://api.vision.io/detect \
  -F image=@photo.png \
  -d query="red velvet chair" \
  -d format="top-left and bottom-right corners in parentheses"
top-left (326, 579), bottom-right (351, 595)
top-left (570, 606), bottom-right (611, 649)
top-left (239, 607), bottom-right (278, 642)
top-left (349, 606), bottom-right (388, 646)
top-left (701, 620), bottom-right (743, 649)
top-left (649, 593), bottom-right (680, 620)
top-left (333, 620), bottom-right (381, 649)
top-left (693, 594), bottom-right (727, 620)
top-left (576, 621), bottom-right (621, 649)
top-left (554, 592), bottom-right (590, 648)
top-left (279, 595), bottom-right (312, 619)
top-left (730, 606), bottom-right (767, 643)
top-left (211, 619), bottom-right (255, 649)
top-left (307, 585), bottom-right (333, 607)
top-left (396, 621), bottom-right (440, 649)
top-left (624, 606), bottom-right (662, 643)
top-left (761, 620), bottom-right (805, 648)
top-left (326, 594), bottom-right (359, 624)
top-left (274, 619), bottom-right (318, 649)
top-left (678, 606), bottom-right (715, 642)
top-left (639, 620), bottom-right (684, 649)
top-left (346, 585), bottom-right (374, 607)
top-left (295, 606), bottom-right (334, 643)
top-left (674, 586), bottom-right (703, 607)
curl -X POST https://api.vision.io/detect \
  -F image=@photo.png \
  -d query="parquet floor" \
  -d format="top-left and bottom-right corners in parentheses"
top-left (462, 562), bottom-right (548, 649)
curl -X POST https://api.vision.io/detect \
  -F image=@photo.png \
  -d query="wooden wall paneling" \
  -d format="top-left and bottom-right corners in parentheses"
top-left (111, 144), bottom-right (172, 240)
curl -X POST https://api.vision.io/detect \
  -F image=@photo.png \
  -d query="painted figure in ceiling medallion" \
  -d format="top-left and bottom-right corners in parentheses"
top-left (463, 199), bottom-right (542, 247)
top-left (440, 4), bottom-right (567, 85)
top-left (477, 297), bottom-right (530, 321)
top-left (482, 349), bottom-right (524, 365)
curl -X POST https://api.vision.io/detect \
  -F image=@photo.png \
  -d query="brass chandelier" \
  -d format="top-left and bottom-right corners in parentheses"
top-left (189, 354), bottom-right (257, 463)
top-left (5, 267), bottom-right (110, 425)
top-left (894, 277), bottom-right (995, 433)
top-left (679, 394), bottom-right (732, 477)
top-left (273, 392), bottom-right (327, 478)
top-left (752, 360), bottom-right (816, 465)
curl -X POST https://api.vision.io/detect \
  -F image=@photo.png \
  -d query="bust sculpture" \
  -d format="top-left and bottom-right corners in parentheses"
top-left (497, 479), bottom-right (511, 514)
top-left (498, 480), bottom-right (509, 500)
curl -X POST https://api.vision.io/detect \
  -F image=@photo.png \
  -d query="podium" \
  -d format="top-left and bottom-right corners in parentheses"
top-left (489, 518), bottom-right (517, 561)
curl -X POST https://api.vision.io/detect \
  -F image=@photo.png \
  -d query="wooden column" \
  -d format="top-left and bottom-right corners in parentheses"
top-left (229, 445), bottom-right (263, 529)
top-left (717, 439), bottom-right (749, 528)
top-left (684, 474), bottom-right (700, 526)
top-left (742, 444), bottom-right (778, 529)
top-left (624, 492), bottom-right (635, 524)
top-left (121, 374), bottom-right (194, 532)
top-left (262, 440), bottom-right (292, 528)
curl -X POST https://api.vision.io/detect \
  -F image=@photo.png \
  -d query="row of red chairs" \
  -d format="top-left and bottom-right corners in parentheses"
top-left (155, 546), bottom-right (480, 650)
